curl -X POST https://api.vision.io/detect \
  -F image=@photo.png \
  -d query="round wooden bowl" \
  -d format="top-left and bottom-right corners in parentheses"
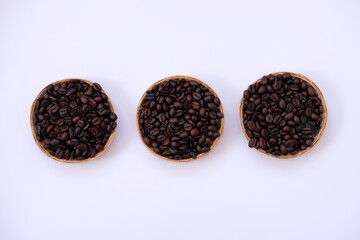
top-left (30, 78), bottom-right (116, 163)
top-left (136, 75), bottom-right (225, 162)
top-left (239, 72), bottom-right (327, 159)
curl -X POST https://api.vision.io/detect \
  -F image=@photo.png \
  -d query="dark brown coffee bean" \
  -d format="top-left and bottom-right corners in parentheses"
top-left (199, 108), bottom-right (206, 117)
top-left (270, 93), bottom-right (279, 102)
top-left (173, 102), bottom-right (183, 109)
top-left (184, 123), bottom-right (192, 131)
top-left (92, 117), bottom-right (101, 126)
top-left (283, 125), bottom-right (291, 132)
top-left (208, 125), bottom-right (217, 132)
top-left (109, 112), bottom-right (117, 121)
top-left (95, 144), bottom-right (104, 151)
top-left (273, 81), bottom-right (282, 90)
top-left (280, 144), bottom-right (287, 154)
top-left (190, 128), bottom-right (200, 137)
top-left (285, 139), bottom-right (295, 147)
top-left (80, 95), bottom-right (88, 104)
top-left (266, 114), bottom-right (273, 123)
top-left (311, 113), bottom-right (319, 121)
top-left (249, 138), bottom-right (257, 148)
top-left (207, 103), bottom-right (217, 109)
top-left (273, 115), bottom-right (282, 125)
top-left (243, 90), bottom-right (250, 100)
top-left (205, 137), bottom-right (213, 146)
top-left (306, 139), bottom-right (313, 147)
top-left (213, 98), bottom-right (220, 106)
top-left (150, 128), bottom-right (160, 136)
top-left (258, 86), bottom-right (266, 94)
top-left (279, 99), bottom-right (286, 109)
top-left (269, 138), bottom-right (277, 145)
top-left (193, 92), bottom-right (201, 100)
top-left (307, 86), bottom-right (316, 96)
top-left (179, 131), bottom-right (189, 138)
top-left (158, 113), bottom-right (166, 122)
top-left (284, 112), bottom-right (294, 121)
top-left (90, 127), bottom-right (99, 136)
top-left (247, 121), bottom-right (256, 130)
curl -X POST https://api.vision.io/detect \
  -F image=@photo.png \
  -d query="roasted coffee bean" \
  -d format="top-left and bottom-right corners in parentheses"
top-left (266, 114), bottom-right (273, 123)
top-left (273, 115), bottom-right (282, 125)
top-left (138, 77), bottom-right (223, 160)
top-left (32, 79), bottom-right (117, 160)
top-left (249, 138), bottom-right (257, 148)
top-left (242, 73), bottom-right (324, 157)
top-left (173, 102), bottom-right (183, 109)
top-left (284, 112), bottom-right (294, 121)
top-left (190, 128), bottom-right (200, 137)
top-left (279, 99), bottom-right (286, 109)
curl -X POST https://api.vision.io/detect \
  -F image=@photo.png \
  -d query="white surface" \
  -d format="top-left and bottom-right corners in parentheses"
top-left (0, 0), bottom-right (359, 239)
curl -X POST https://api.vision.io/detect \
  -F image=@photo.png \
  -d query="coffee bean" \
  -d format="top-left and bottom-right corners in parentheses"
top-left (184, 123), bottom-right (192, 131)
top-left (258, 86), bottom-right (266, 94)
top-left (193, 92), bottom-right (201, 100)
top-left (109, 112), bottom-right (117, 121)
top-left (285, 139), bottom-right (295, 147)
top-left (90, 127), bottom-right (99, 136)
top-left (138, 77), bottom-right (223, 160)
top-left (244, 90), bottom-right (250, 100)
top-left (279, 99), bottom-right (286, 109)
top-left (207, 103), bottom-right (217, 109)
top-left (66, 88), bottom-right (76, 96)
top-left (284, 112), bottom-right (294, 121)
top-left (199, 108), bottom-right (206, 117)
top-left (158, 113), bottom-right (166, 122)
top-left (179, 131), bottom-right (189, 138)
top-left (311, 113), bottom-right (319, 121)
top-left (33, 79), bottom-right (117, 160)
top-left (205, 137), bottom-right (213, 146)
top-left (95, 144), bottom-right (104, 151)
top-left (173, 102), bottom-right (183, 109)
top-left (247, 121), bottom-right (256, 130)
top-left (150, 128), bottom-right (160, 136)
top-left (242, 73), bottom-right (324, 157)
top-left (249, 138), bottom-right (257, 148)
top-left (307, 86), bottom-right (316, 96)
top-left (190, 128), bottom-right (200, 137)
top-left (266, 114), bottom-right (273, 123)
top-left (273, 115), bottom-right (282, 125)
top-left (80, 95), bottom-right (88, 104)
top-left (280, 144), bottom-right (287, 154)
top-left (92, 117), bottom-right (101, 126)
top-left (306, 139), bottom-right (313, 147)
top-left (283, 125), bottom-right (291, 132)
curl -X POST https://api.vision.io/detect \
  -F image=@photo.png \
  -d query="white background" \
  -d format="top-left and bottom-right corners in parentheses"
top-left (0, 0), bottom-right (359, 239)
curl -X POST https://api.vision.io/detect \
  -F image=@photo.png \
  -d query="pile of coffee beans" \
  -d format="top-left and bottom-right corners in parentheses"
top-left (32, 79), bottom-right (117, 160)
top-left (138, 78), bottom-right (224, 160)
top-left (242, 73), bottom-right (324, 156)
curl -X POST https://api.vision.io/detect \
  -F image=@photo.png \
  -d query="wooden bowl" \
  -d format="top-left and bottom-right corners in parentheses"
top-left (239, 72), bottom-right (327, 159)
top-left (30, 78), bottom-right (116, 163)
top-left (136, 75), bottom-right (225, 162)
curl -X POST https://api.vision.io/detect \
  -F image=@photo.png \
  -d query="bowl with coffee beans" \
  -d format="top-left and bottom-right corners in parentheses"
top-left (137, 76), bottom-right (224, 161)
top-left (240, 72), bottom-right (327, 158)
top-left (31, 79), bottom-right (117, 163)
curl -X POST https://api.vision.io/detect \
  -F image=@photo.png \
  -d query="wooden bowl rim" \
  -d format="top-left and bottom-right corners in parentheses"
top-left (136, 75), bottom-right (225, 162)
top-left (30, 78), bottom-right (117, 163)
top-left (239, 72), bottom-right (328, 159)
